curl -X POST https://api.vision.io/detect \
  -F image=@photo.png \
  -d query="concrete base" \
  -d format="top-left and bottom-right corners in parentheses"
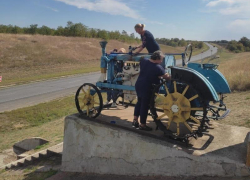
top-left (62, 107), bottom-right (250, 177)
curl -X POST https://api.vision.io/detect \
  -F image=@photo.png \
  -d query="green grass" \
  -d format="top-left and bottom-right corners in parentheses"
top-left (0, 95), bottom-right (76, 133)
top-left (0, 95), bottom-right (76, 152)
top-left (35, 142), bottom-right (49, 150)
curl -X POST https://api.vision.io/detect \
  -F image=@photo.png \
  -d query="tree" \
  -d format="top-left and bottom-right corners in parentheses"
top-left (122, 30), bottom-right (128, 36)
top-left (54, 26), bottom-right (65, 36)
top-left (0, 25), bottom-right (8, 33)
top-left (89, 28), bottom-right (97, 38)
top-left (197, 42), bottom-right (204, 49)
top-left (178, 39), bottom-right (187, 47)
top-left (130, 33), bottom-right (135, 39)
top-left (39, 25), bottom-right (53, 35)
top-left (97, 30), bottom-right (109, 40)
top-left (236, 43), bottom-right (244, 52)
top-left (29, 24), bottom-right (38, 34)
top-left (239, 37), bottom-right (250, 48)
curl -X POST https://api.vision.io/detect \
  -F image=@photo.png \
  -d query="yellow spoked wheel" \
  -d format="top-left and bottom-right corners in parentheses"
top-left (151, 81), bottom-right (203, 137)
top-left (75, 83), bottom-right (103, 118)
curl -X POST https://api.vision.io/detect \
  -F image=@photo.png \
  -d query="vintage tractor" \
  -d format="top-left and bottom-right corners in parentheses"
top-left (75, 41), bottom-right (230, 141)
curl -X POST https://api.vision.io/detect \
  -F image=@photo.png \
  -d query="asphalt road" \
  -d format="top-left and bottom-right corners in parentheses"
top-left (176, 42), bottom-right (217, 65)
top-left (0, 43), bottom-right (217, 112)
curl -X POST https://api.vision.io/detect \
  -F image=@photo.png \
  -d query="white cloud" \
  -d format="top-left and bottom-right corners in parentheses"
top-left (206, 0), bottom-right (234, 7)
top-left (55, 0), bottom-right (143, 20)
top-left (205, 0), bottom-right (250, 16)
top-left (228, 19), bottom-right (250, 32)
top-left (204, 0), bottom-right (250, 33)
top-left (44, 6), bottom-right (59, 12)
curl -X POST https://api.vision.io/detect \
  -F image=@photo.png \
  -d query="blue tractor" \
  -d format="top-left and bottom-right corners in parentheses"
top-left (75, 41), bottom-right (230, 140)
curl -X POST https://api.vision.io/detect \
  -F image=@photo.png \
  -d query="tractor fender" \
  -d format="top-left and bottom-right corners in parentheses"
top-left (171, 66), bottom-right (219, 101)
top-left (188, 63), bottom-right (231, 94)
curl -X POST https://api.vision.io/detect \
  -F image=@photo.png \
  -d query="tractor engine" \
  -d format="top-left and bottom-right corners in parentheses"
top-left (118, 62), bottom-right (140, 102)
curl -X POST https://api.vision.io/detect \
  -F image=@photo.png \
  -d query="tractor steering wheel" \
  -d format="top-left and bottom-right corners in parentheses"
top-left (183, 44), bottom-right (193, 65)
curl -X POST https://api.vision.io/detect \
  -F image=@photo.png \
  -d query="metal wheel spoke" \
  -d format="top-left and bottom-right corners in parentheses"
top-left (173, 81), bottom-right (177, 93)
top-left (81, 88), bottom-right (86, 94)
top-left (188, 94), bottom-right (199, 101)
top-left (164, 84), bottom-right (170, 95)
top-left (78, 95), bottom-right (84, 100)
top-left (184, 122), bottom-right (193, 132)
top-left (80, 104), bottom-right (86, 109)
top-left (167, 114), bottom-right (173, 129)
top-left (182, 85), bottom-right (189, 96)
top-left (177, 122), bottom-right (180, 135)
top-left (87, 86), bottom-right (91, 94)
top-left (157, 113), bottom-right (168, 120)
top-left (167, 119), bottom-right (172, 129)
top-left (155, 93), bottom-right (164, 98)
top-left (190, 116), bottom-right (201, 124)
top-left (86, 106), bottom-right (89, 116)
top-left (155, 104), bottom-right (165, 109)
top-left (181, 107), bottom-right (190, 111)
top-left (190, 107), bottom-right (203, 111)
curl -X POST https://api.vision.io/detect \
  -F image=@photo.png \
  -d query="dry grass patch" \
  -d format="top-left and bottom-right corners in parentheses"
top-left (0, 34), bottom-right (141, 86)
top-left (219, 90), bottom-right (250, 128)
top-left (0, 33), bottom-right (206, 87)
top-left (218, 52), bottom-right (250, 91)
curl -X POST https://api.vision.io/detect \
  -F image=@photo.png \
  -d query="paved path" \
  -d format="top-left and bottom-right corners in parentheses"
top-left (0, 43), bottom-right (217, 112)
top-left (176, 42), bottom-right (217, 65)
top-left (0, 72), bottom-right (99, 112)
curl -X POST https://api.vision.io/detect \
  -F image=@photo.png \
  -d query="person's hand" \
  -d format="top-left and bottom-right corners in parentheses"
top-left (133, 52), bottom-right (139, 56)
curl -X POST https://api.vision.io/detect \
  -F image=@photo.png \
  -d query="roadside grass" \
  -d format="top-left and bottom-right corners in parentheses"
top-left (0, 95), bottom-right (76, 152)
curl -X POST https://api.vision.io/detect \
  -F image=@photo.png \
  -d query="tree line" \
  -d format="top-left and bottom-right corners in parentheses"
top-left (0, 21), bottom-right (204, 48)
top-left (208, 37), bottom-right (250, 53)
top-left (0, 21), bottom-right (140, 43)
top-left (156, 38), bottom-right (204, 49)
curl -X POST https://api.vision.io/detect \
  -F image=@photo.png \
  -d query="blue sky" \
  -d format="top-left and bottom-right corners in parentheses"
top-left (0, 0), bottom-right (249, 41)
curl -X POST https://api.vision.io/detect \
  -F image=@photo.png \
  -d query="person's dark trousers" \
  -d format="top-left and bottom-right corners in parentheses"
top-left (134, 96), bottom-right (151, 124)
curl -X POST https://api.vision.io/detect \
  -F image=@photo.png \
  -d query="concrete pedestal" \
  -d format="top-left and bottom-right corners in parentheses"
top-left (62, 112), bottom-right (250, 177)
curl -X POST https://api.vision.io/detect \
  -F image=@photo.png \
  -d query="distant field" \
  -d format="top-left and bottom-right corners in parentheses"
top-left (0, 33), bottom-right (206, 87)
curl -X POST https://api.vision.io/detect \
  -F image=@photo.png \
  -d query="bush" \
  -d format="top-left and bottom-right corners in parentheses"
top-left (226, 37), bottom-right (250, 53)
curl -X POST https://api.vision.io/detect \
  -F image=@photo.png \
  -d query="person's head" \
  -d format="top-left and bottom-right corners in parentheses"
top-left (151, 50), bottom-right (164, 63)
top-left (118, 48), bottom-right (126, 53)
top-left (134, 23), bottom-right (145, 35)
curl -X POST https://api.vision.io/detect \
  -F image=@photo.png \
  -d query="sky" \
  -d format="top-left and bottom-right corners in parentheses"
top-left (0, 0), bottom-right (249, 41)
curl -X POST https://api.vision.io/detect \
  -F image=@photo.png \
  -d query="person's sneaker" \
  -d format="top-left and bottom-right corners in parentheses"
top-left (111, 102), bottom-right (117, 108)
top-left (104, 101), bottom-right (110, 105)
top-left (132, 121), bottom-right (139, 128)
top-left (139, 125), bottom-right (152, 131)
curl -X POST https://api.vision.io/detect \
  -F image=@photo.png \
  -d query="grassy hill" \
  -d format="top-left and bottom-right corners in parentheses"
top-left (0, 33), bottom-right (206, 87)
